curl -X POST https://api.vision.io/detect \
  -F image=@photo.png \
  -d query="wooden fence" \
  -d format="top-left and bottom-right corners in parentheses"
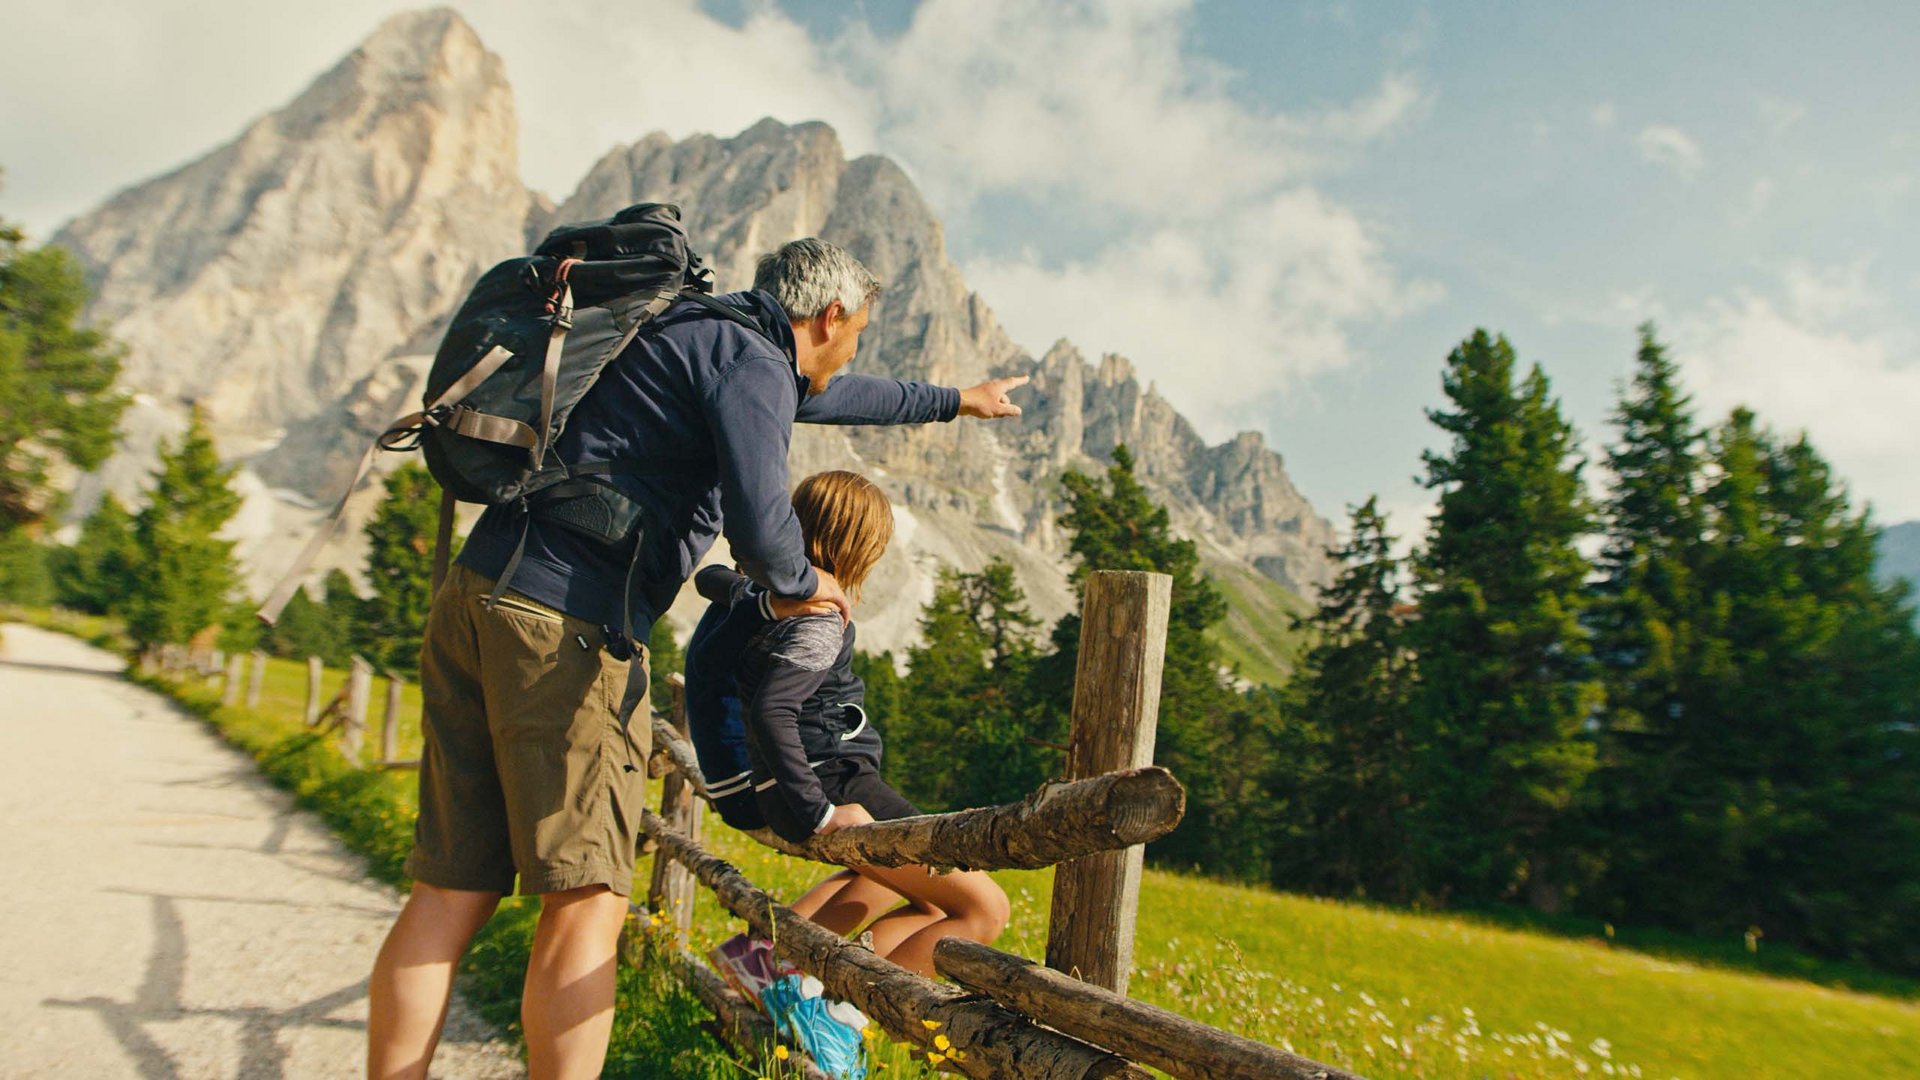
top-left (136, 570), bottom-right (1366, 1078)
top-left (635, 570), bottom-right (1367, 1080)
top-left (148, 645), bottom-right (419, 769)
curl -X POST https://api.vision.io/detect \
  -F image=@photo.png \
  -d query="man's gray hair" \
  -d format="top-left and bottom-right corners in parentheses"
top-left (752, 238), bottom-right (882, 322)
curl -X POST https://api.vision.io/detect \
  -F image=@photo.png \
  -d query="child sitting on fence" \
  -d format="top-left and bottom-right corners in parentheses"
top-left (686, 470), bottom-right (1010, 978)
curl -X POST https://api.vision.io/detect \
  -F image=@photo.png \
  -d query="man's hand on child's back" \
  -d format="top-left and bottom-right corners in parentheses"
top-left (769, 594), bottom-right (841, 620)
top-left (804, 567), bottom-right (852, 624)
top-left (818, 802), bottom-right (874, 835)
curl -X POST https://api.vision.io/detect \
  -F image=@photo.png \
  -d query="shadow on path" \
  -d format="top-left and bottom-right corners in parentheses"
top-left (0, 655), bottom-right (125, 680)
top-left (44, 891), bottom-right (376, 1079)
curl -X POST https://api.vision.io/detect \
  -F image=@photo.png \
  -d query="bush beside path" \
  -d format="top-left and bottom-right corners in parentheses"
top-left (0, 622), bottom-right (521, 1078)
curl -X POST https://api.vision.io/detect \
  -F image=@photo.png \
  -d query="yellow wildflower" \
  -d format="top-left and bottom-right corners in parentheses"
top-left (927, 1052), bottom-right (947, 1065)
top-left (774, 1045), bottom-right (789, 1061)
top-left (921, 1019), bottom-right (942, 1031)
top-left (934, 1034), bottom-right (951, 1051)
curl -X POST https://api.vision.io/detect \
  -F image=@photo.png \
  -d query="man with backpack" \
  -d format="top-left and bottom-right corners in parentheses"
top-left (365, 233), bottom-right (1027, 1080)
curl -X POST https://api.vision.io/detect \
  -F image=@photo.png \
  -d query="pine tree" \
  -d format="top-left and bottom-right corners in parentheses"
top-left (0, 527), bottom-right (53, 606)
top-left (1585, 326), bottom-right (1707, 913)
top-left (1046, 446), bottom-right (1274, 877)
top-left (51, 492), bottom-right (140, 615)
top-left (894, 558), bottom-right (1047, 810)
top-left (1409, 330), bottom-right (1600, 908)
top-left (322, 568), bottom-right (368, 658)
top-left (1273, 498), bottom-right (1418, 901)
top-left (1649, 410), bottom-right (1920, 967)
top-left (0, 191), bottom-right (126, 531)
top-left (852, 649), bottom-right (906, 737)
top-left (124, 411), bottom-right (244, 648)
top-left (266, 584), bottom-right (355, 668)
top-left (359, 463), bottom-right (440, 673)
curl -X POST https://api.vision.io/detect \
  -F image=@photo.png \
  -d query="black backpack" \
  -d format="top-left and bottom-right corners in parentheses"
top-left (257, 202), bottom-right (757, 650)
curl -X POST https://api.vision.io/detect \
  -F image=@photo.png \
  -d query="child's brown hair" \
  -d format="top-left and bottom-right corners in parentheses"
top-left (791, 471), bottom-right (893, 603)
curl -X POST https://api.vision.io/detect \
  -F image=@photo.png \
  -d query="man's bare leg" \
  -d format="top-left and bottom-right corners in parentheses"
top-left (368, 882), bottom-right (503, 1080)
top-left (522, 884), bottom-right (630, 1080)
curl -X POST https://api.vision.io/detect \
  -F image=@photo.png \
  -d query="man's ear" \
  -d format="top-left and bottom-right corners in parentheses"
top-left (819, 299), bottom-right (847, 330)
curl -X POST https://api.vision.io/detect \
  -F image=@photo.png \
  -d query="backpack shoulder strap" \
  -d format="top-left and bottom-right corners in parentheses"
top-left (679, 289), bottom-right (767, 333)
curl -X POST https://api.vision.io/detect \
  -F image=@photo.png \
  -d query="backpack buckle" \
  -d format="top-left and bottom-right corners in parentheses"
top-left (601, 625), bottom-right (635, 661)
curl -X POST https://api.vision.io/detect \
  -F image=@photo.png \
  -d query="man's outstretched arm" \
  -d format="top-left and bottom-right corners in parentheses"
top-left (797, 373), bottom-right (1029, 426)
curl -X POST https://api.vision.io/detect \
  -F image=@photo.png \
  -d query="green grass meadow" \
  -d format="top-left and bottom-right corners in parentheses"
top-left (14, 618), bottom-right (1913, 1080)
top-left (690, 830), bottom-right (1920, 1079)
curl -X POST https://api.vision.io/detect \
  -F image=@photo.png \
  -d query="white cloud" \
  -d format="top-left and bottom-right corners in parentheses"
top-left (1756, 94), bottom-right (1806, 137)
top-left (1675, 265), bottom-right (1920, 521)
top-left (841, 0), bottom-right (1434, 435)
top-left (968, 189), bottom-right (1432, 424)
top-left (1733, 176), bottom-right (1776, 224)
top-left (1315, 73), bottom-right (1430, 144)
top-left (1589, 102), bottom-right (1617, 130)
top-left (4, 0), bottom-right (1431, 448)
top-left (1636, 124), bottom-right (1706, 179)
top-left (492, 1), bottom-right (880, 200)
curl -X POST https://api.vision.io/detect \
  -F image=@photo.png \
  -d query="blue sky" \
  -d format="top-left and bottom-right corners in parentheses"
top-left (4, 0), bottom-right (1916, 533)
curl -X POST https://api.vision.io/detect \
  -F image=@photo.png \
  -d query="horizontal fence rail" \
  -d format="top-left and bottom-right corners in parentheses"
top-left (647, 716), bottom-right (1187, 872)
top-left (933, 938), bottom-right (1362, 1080)
top-left (642, 809), bottom-right (1148, 1080)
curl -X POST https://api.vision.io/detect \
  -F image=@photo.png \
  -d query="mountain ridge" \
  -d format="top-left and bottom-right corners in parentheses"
top-left (48, 8), bottom-right (1335, 664)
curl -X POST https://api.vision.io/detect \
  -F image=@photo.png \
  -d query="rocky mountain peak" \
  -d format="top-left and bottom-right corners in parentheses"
top-left (54, 5), bottom-right (528, 442)
top-left (55, 12), bottom-right (1334, 661)
top-left (281, 8), bottom-right (496, 136)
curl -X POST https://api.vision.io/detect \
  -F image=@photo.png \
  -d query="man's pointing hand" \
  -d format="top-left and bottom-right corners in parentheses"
top-left (958, 374), bottom-right (1030, 419)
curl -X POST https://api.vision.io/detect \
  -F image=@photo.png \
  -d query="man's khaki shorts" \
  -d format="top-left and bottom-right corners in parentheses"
top-left (405, 564), bottom-right (649, 896)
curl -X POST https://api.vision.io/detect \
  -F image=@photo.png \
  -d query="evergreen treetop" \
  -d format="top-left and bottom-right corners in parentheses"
top-left (0, 189), bottom-right (126, 531)
top-left (124, 410), bottom-right (244, 648)
top-left (1410, 330), bottom-right (1600, 907)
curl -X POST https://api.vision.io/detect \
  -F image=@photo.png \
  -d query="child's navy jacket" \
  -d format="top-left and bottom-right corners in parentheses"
top-left (685, 566), bottom-right (880, 835)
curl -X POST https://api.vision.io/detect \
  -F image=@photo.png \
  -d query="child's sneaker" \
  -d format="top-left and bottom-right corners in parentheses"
top-left (761, 973), bottom-right (868, 1080)
top-left (708, 933), bottom-right (786, 1007)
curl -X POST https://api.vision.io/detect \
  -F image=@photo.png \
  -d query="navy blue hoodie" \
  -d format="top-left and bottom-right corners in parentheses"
top-left (457, 290), bottom-right (959, 636)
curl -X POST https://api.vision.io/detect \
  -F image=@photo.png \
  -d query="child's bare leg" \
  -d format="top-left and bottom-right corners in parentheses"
top-left (790, 868), bottom-right (904, 936)
top-left (851, 865), bottom-right (1010, 976)
top-left (862, 896), bottom-right (945, 958)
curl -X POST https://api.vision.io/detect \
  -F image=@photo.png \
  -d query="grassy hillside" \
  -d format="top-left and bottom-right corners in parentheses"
top-left (691, 827), bottom-right (1919, 1079)
top-left (30, 616), bottom-right (1913, 1080)
top-left (1203, 553), bottom-right (1313, 686)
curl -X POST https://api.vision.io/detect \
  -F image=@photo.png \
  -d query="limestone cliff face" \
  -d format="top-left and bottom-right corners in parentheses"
top-left (53, 8), bottom-right (1333, 652)
top-left (54, 7), bottom-right (530, 440)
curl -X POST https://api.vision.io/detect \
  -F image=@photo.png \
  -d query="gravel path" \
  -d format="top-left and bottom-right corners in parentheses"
top-left (0, 623), bottom-right (523, 1079)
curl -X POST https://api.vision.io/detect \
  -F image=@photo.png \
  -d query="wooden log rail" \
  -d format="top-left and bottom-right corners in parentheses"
top-left (752, 767), bottom-right (1184, 871)
top-left (647, 714), bottom-right (1186, 872)
top-left (934, 939), bottom-right (1365, 1080)
top-left (642, 809), bottom-right (1148, 1080)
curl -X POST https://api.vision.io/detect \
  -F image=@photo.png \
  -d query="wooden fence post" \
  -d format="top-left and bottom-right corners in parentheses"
top-left (648, 675), bottom-right (701, 948)
top-left (382, 672), bottom-right (404, 764)
top-left (246, 650), bottom-right (266, 708)
top-left (1044, 570), bottom-right (1170, 996)
top-left (208, 648), bottom-right (225, 682)
top-left (222, 652), bottom-right (245, 706)
top-left (342, 655), bottom-right (373, 759)
top-left (305, 656), bottom-right (323, 725)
